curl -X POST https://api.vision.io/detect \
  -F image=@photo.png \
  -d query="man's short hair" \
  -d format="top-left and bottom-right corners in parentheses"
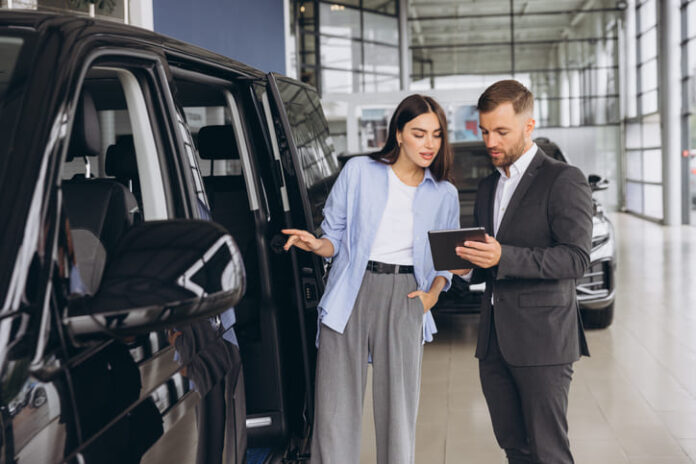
top-left (477, 80), bottom-right (534, 116)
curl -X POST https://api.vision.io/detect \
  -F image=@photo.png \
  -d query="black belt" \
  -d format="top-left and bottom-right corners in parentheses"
top-left (366, 260), bottom-right (414, 274)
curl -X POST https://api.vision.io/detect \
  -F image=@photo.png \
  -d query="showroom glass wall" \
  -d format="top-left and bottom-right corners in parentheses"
top-left (290, 0), bottom-right (401, 95)
top-left (0, 0), bottom-right (129, 21)
top-left (408, 4), bottom-right (622, 129)
top-left (405, 2), bottom-right (623, 211)
top-left (625, 0), bottom-right (663, 220)
top-left (683, 0), bottom-right (696, 224)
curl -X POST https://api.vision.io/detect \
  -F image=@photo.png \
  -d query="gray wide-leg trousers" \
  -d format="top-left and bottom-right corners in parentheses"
top-left (311, 270), bottom-right (425, 464)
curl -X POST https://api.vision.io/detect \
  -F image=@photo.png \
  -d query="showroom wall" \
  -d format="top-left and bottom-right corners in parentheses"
top-left (153, 0), bottom-right (286, 73)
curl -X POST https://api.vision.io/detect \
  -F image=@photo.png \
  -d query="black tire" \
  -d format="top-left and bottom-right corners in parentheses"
top-left (581, 302), bottom-right (614, 329)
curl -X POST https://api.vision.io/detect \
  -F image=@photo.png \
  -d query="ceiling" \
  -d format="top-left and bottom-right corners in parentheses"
top-left (408, 0), bottom-right (623, 77)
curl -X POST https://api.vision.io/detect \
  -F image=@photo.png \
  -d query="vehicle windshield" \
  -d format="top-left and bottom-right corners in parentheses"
top-left (451, 145), bottom-right (496, 192)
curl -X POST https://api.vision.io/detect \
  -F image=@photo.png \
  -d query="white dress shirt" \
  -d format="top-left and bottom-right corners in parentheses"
top-left (462, 143), bottom-right (538, 298)
top-left (492, 142), bottom-right (538, 235)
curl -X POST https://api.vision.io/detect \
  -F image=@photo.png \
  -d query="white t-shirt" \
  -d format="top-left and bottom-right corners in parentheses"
top-left (368, 167), bottom-right (417, 265)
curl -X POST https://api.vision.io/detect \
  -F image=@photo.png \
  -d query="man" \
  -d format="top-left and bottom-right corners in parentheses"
top-left (453, 80), bottom-right (592, 463)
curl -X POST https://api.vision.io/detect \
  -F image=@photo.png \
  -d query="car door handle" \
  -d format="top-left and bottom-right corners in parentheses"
top-left (270, 234), bottom-right (287, 254)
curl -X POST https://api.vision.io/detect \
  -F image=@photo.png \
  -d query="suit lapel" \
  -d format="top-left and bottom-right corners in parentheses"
top-left (485, 173), bottom-right (499, 237)
top-left (496, 149), bottom-right (546, 241)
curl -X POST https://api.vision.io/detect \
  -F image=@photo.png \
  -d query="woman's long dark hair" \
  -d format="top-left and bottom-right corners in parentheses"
top-left (369, 94), bottom-right (453, 182)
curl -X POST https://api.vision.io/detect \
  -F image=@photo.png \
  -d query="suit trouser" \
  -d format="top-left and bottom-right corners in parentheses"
top-left (479, 317), bottom-right (574, 464)
top-left (310, 271), bottom-right (424, 464)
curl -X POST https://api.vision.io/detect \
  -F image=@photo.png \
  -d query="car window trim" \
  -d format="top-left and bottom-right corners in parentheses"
top-left (224, 90), bottom-right (260, 211)
top-left (102, 66), bottom-right (168, 220)
top-left (58, 49), bottom-right (181, 220)
top-left (260, 90), bottom-right (291, 213)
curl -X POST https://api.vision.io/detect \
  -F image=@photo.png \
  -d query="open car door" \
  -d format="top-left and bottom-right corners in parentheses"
top-left (262, 72), bottom-right (341, 448)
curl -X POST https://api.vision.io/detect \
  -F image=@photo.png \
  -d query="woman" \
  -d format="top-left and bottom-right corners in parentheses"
top-left (283, 95), bottom-right (459, 464)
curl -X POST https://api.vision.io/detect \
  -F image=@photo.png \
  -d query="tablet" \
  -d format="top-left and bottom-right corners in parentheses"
top-left (428, 227), bottom-right (487, 271)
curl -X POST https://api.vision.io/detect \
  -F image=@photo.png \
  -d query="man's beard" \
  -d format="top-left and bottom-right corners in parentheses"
top-left (489, 135), bottom-right (527, 170)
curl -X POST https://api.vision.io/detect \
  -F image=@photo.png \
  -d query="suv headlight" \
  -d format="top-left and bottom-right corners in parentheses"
top-left (591, 217), bottom-right (611, 250)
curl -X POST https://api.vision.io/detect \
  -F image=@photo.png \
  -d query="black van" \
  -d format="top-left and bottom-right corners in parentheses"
top-left (0, 11), bottom-right (337, 463)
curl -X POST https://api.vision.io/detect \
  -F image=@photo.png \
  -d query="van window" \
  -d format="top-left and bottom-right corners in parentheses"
top-left (274, 78), bottom-right (340, 233)
top-left (61, 66), bottom-right (169, 296)
top-left (0, 35), bottom-right (25, 105)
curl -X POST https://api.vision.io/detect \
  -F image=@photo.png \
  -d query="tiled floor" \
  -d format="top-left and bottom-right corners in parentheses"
top-left (359, 213), bottom-right (696, 463)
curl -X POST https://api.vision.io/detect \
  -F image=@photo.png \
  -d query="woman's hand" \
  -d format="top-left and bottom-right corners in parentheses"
top-left (282, 229), bottom-right (323, 252)
top-left (408, 289), bottom-right (439, 313)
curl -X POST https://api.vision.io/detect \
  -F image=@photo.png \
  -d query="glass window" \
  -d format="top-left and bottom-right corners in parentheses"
top-left (0, 35), bottom-right (25, 112)
top-left (640, 58), bottom-right (658, 91)
top-left (38, 0), bottom-right (89, 13)
top-left (626, 181), bottom-right (644, 213)
top-left (687, 38), bottom-right (696, 71)
top-left (321, 69), bottom-right (359, 93)
top-left (411, 16), bottom-right (511, 47)
top-left (639, 28), bottom-right (657, 61)
top-left (642, 89), bottom-right (659, 114)
top-left (688, 1), bottom-right (696, 39)
top-left (642, 149), bottom-right (662, 183)
top-left (362, 0), bottom-right (396, 15)
top-left (626, 123), bottom-right (642, 149)
top-left (362, 74), bottom-right (400, 93)
top-left (627, 150), bottom-right (642, 180)
top-left (363, 11), bottom-right (399, 45)
top-left (329, 0), bottom-right (360, 7)
top-left (362, 43), bottom-right (399, 75)
top-left (320, 36), bottom-right (362, 70)
top-left (319, 3), bottom-right (361, 39)
top-left (644, 184), bottom-right (663, 219)
top-left (297, 1), bottom-right (317, 32)
top-left (638, 0), bottom-right (656, 33)
top-left (642, 117), bottom-right (661, 146)
top-left (424, 46), bottom-right (513, 75)
top-left (276, 78), bottom-right (341, 232)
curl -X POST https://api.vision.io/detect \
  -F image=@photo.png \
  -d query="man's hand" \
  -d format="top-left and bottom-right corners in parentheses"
top-left (408, 289), bottom-right (439, 313)
top-left (455, 234), bottom-right (501, 269)
top-left (449, 268), bottom-right (472, 276)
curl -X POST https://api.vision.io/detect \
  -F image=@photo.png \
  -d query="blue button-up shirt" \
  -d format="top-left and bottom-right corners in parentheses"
top-left (318, 156), bottom-right (460, 343)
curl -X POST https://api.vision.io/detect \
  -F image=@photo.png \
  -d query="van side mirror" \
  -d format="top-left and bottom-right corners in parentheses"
top-left (64, 220), bottom-right (245, 338)
top-left (588, 174), bottom-right (609, 192)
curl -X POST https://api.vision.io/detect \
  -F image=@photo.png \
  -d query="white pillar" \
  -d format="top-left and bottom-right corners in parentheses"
top-left (346, 102), bottom-right (360, 154)
top-left (659, 0), bottom-right (682, 224)
top-left (558, 44), bottom-right (571, 127)
top-left (595, 41), bottom-right (608, 125)
top-left (130, 0), bottom-right (154, 30)
top-left (569, 69), bottom-right (581, 126)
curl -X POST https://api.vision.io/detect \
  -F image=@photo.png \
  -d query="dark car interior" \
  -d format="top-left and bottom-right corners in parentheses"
top-left (173, 74), bottom-right (305, 458)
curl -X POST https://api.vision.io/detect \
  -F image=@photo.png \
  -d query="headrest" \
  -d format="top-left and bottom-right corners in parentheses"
top-left (197, 125), bottom-right (239, 160)
top-left (105, 136), bottom-right (138, 179)
top-left (67, 91), bottom-right (101, 161)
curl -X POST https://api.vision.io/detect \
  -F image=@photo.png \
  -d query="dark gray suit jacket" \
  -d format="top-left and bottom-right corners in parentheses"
top-left (472, 148), bottom-right (592, 366)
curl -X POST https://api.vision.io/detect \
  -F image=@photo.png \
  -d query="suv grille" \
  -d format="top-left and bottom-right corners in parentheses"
top-left (576, 260), bottom-right (611, 301)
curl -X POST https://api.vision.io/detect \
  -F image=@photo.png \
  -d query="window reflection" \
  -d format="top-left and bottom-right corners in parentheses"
top-left (277, 80), bottom-right (340, 232)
